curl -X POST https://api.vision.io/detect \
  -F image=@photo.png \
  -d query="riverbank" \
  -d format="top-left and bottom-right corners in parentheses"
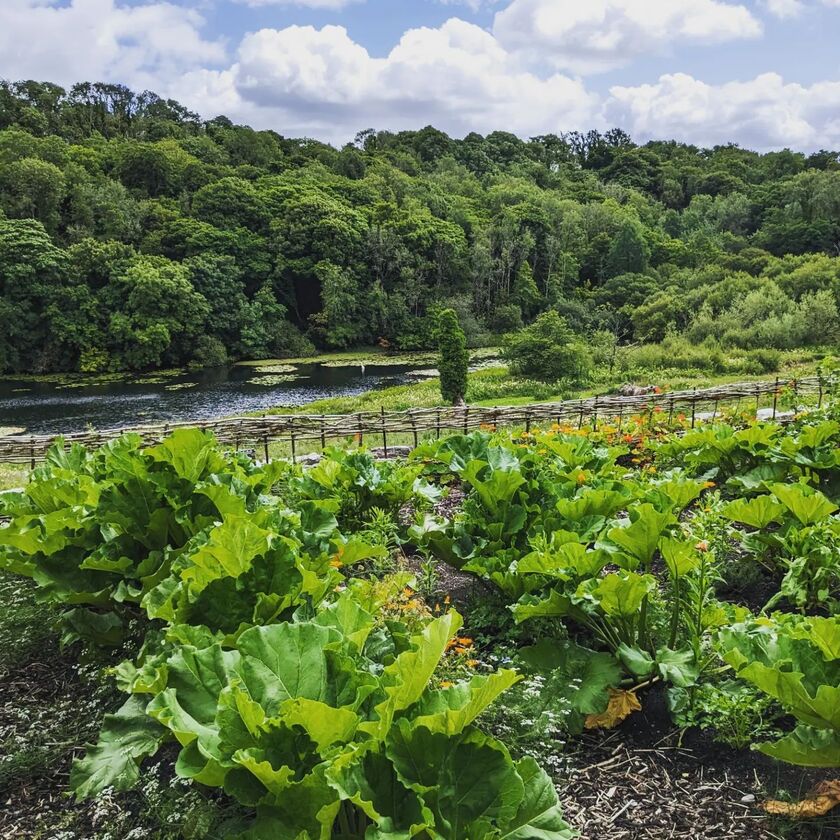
top-left (266, 345), bottom-right (829, 417)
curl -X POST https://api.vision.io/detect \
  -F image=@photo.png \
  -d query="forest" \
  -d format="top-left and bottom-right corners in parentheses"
top-left (2, 79), bottom-right (840, 376)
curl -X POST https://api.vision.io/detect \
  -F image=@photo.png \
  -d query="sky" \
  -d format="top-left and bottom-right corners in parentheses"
top-left (2, 0), bottom-right (840, 151)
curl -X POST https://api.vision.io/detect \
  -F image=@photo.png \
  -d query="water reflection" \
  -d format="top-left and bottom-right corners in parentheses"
top-left (0, 362), bottom-right (427, 434)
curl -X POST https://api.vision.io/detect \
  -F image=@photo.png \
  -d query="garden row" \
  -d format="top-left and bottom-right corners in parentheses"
top-left (1, 406), bottom-right (840, 837)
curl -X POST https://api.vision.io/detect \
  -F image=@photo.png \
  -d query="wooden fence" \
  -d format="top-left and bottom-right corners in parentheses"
top-left (0, 374), bottom-right (834, 466)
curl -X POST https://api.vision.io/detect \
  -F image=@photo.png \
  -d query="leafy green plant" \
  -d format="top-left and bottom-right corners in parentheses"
top-left (722, 482), bottom-right (840, 611)
top-left (670, 679), bottom-right (782, 751)
top-left (74, 604), bottom-right (576, 839)
top-left (718, 615), bottom-right (840, 767)
top-left (0, 430), bottom-right (288, 643)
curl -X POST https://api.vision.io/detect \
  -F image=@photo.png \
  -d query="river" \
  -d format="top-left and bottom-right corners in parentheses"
top-left (0, 360), bottom-right (433, 435)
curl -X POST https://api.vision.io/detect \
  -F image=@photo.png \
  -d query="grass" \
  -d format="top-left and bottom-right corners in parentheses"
top-left (264, 346), bottom-right (827, 418)
top-left (236, 346), bottom-right (500, 368)
top-left (0, 462), bottom-right (27, 491)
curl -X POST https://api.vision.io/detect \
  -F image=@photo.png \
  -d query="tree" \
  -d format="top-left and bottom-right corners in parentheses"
top-left (605, 219), bottom-right (650, 278)
top-left (436, 309), bottom-right (468, 404)
top-left (503, 311), bottom-right (591, 384)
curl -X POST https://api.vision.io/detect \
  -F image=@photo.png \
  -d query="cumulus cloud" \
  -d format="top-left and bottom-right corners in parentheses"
top-left (493, 0), bottom-right (762, 73)
top-left (605, 72), bottom-right (840, 149)
top-left (0, 0), bottom-right (225, 90)
top-left (231, 0), bottom-right (362, 8)
top-left (763, 0), bottom-right (840, 17)
top-left (175, 20), bottom-right (599, 143)
top-left (763, 0), bottom-right (805, 17)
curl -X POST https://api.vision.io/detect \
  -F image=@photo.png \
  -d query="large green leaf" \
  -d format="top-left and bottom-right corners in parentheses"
top-left (511, 590), bottom-right (576, 625)
top-left (588, 572), bottom-right (656, 619)
top-left (387, 722), bottom-right (524, 838)
top-left (495, 757), bottom-right (577, 839)
top-left (181, 515), bottom-right (272, 595)
top-left (606, 504), bottom-right (675, 569)
top-left (412, 671), bottom-right (521, 735)
top-left (71, 696), bottom-right (166, 799)
top-left (326, 744), bottom-right (430, 835)
top-left (236, 623), bottom-right (338, 711)
top-left (518, 640), bottom-right (620, 716)
top-left (759, 726), bottom-right (840, 768)
top-left (769, 483), bottom-right (838, 526)
top-left (361, 612), bottom-right (461, 739)
top-left (722, 496), bottom-right (786, 530)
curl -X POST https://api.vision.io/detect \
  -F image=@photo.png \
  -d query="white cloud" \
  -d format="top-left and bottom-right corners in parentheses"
top-left (763, 0), bottom-right (840, 17)
top-left (605, 72), bottom-right (840, 150)
top-left (493, 0), bottom-right (763, 73)
top-left (232, 0), bottom-right (362, 8)
top-left (0, 0), bottom-right (225, 90)
top-left (175, 20), bottom-right (598, 143)
top-left (763, 0), bottom-right (804, 17)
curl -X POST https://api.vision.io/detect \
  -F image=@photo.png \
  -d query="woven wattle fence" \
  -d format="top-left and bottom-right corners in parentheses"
top-left (0, 374), bottom-right (832, 466)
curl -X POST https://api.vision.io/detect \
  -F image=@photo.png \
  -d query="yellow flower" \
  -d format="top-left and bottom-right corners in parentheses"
top-left (466, 659), bottom-right (480, 668)
top-left (440, 680), bottom-right (454, 689)
top-left (704, 481), bottom-right (716, 489)
top-left (329, 558), bottom-right (344, 569)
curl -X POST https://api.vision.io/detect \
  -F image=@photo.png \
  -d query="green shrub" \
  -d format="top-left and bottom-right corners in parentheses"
top-left (436, 308), bottom-right (469, 404)
top-left (503, 311), bottom-right (591, 384)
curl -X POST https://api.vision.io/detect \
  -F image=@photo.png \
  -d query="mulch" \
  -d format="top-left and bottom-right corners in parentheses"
top-left (556, 686), bottom-right (838, 840)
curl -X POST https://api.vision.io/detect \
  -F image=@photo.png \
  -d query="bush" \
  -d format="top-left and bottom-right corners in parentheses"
top-left (190, 335), bottom-right (228, 368)
top-left (503, 311), bottom-right (591, 384)
top-left (436, 308), bottom-right (469, 403)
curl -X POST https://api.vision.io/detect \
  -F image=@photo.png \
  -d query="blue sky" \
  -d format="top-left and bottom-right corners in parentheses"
top-left (3, 0), bottom-right (840, 150)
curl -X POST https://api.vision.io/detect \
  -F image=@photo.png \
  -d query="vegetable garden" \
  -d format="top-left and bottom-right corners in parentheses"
top-left (2, 405), bottom-right (840, 838)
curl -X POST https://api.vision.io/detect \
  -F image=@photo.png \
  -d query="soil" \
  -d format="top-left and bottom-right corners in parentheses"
top-left (557, 684), bottom-right (838, 840)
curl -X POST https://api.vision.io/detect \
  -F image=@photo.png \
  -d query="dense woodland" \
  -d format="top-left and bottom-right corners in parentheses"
top-left (1, 79), bottom-right (840, 375)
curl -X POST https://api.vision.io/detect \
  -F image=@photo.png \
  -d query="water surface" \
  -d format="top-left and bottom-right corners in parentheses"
top-left (0, 361), bottom-right (428, 435)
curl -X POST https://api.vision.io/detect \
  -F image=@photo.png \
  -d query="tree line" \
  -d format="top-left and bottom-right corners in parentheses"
top-left (1, 79), bottom-right (840, 375)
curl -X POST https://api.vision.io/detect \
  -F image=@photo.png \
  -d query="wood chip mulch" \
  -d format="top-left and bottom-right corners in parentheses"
top-left (558, 728), bottom-right (839, 839)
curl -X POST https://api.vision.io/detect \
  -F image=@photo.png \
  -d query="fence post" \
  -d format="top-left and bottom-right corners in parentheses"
top-left (712, 399), bottom-right (719, 422)
top-left (321, 420), bottom-right (326, 451)
top-left (410, 411), bottom-right (419, 449)
top-left (30, 436), bottom-right (35, 470)
top-left (756, 384), bottom-right (761, 417)
top-left (691, 390), bottom-right (697, 429)
top-left (436, 409), bottom-right (441, 439)
top-left (463, 406), bottom-right (470, 435)
top-left (525, 408), bottom-right (532, 434)
top-left (578, 403), bottom-right (585, 430)
top-left (772, 378), bottom-right (780, 420)
top-left (818, 374), bottom-right (824, 409)
top-left (358, 413), bottom-right (364, 447)
top-left (381, 406), bottom-right (388, 458)
top-left (263, 434), bottom-right (270, 464)
top-left (592, 398), bottom-right (599, 431)
top-left (290, 430), bottom-right (297, 464)
top-left (668, 397), bottom-right (674, 425)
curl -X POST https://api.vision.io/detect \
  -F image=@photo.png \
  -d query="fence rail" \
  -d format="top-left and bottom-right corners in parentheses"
top-left (0, 374), bottom-right (832, 466)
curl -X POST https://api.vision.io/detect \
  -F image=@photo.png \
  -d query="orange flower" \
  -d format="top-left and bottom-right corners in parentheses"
top-left (577, 472), bottom-right (586, 483)
top-left (695, 540), bottom-right (710, 552)
top-left (329, 557), bottom-right (344, 569)
top-left (703, 481), bottom-right (716, 489)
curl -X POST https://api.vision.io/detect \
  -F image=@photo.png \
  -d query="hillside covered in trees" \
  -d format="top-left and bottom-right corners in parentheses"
top-left (1, 79), bottom-right (840, 375)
